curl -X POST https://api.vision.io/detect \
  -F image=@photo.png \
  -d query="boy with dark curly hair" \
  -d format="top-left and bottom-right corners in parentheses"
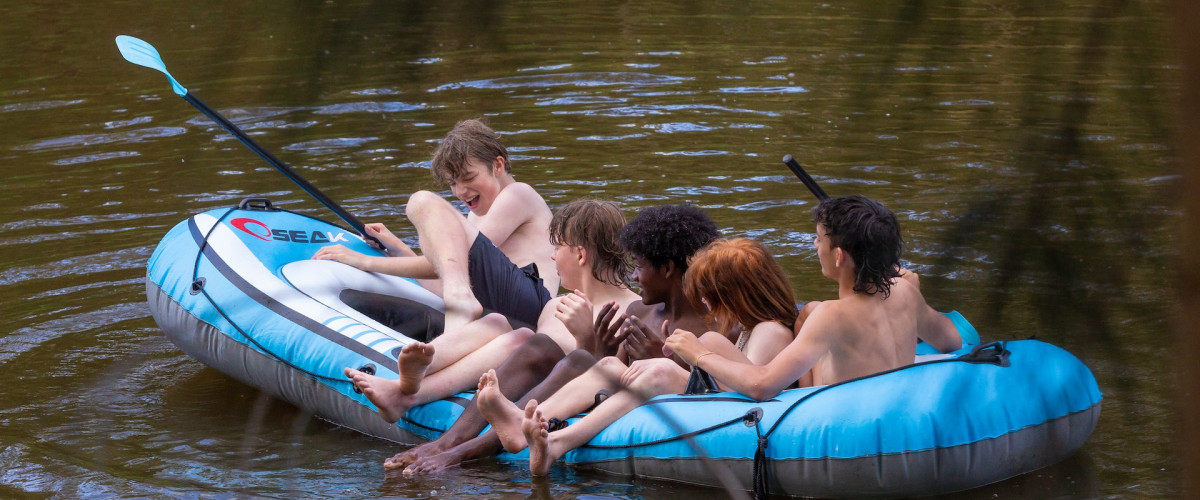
top-left (664, 194), bottom-right (962, 398)
top-left (395, 204), bottom-right (720, 474)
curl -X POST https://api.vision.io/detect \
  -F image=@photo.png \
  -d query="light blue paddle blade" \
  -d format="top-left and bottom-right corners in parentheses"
top-left (115, 35), bottom-right (188, 96)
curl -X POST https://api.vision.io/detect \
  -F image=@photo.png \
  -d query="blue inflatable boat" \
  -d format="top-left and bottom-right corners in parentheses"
top-left (145, 201), bottom-right (1102, 498)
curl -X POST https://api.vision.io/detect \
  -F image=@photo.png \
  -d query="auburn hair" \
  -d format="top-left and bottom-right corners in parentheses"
top-left (684, 238), bottom-right (798, 334)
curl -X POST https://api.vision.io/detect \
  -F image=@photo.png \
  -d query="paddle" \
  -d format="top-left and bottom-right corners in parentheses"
top-left (114, 35), bottom-right (385, 250)
top-left (781, 154), bottom-right (828, 201)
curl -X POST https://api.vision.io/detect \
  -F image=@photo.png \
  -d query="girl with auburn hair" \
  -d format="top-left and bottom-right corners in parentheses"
top-left (685, 238), bottom-right (798, 344)
top-left (479, 237), bottom-right (798, 476)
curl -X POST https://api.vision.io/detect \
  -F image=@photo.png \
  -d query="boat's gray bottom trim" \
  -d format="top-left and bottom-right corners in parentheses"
top-left (572, 401), bottom-right (1100, 498)
top-left (147, 279), bottom-right (426, 445)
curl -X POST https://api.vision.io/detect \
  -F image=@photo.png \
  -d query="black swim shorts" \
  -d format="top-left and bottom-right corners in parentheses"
top-left (466, 233), bottom-right (553, 328)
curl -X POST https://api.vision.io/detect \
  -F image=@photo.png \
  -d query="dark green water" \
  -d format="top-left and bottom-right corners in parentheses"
top-left (0, 0), bottom-right (1177, 497)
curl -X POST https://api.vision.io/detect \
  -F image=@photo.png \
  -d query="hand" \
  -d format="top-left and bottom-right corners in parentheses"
top-left (312, 244), bottom-right (369, 270)
top-left (554, 291), bottom-right (595, 351)
top-left (592, 301), bottom-right (626, 357)
top-left (619, 358), bottom-right (669, 387)
top-left (363, 223), bottom-right (412, 255)
top-left (663, 328), bottom-right (707, 365)
top-left (621, 316), bottom-right (666, 361)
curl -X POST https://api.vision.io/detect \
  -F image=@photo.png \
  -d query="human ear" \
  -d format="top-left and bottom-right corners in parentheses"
top-left (575, 246), bottom-right (588, 267)
top-left (661, 260), bottom-right (677, 279)
top-left (492, 156), bottom-right (506, 175)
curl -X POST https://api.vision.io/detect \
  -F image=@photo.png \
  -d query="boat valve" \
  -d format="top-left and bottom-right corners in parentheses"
top-left (351, 364), bottom-right (376, 394)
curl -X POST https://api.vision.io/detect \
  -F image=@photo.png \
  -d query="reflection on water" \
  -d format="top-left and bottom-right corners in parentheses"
top-left (0, 0), bottom-right (1178, 497)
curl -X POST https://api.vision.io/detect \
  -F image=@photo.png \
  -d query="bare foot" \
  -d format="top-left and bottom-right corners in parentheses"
top-left (523, 400), bottom-right (554, 476)
top-left (397, 342), bottom-right (437, 395)
top-left (476, 370), bottom-right (528, 453)
top-left (344, 367), bottom-right (413, 424)
top-left (403, 446), bottom-right (469, 475)
top-left (442, 287), bottom-right (483, 333)
top-left (384, 440), bottom-right (443, 471)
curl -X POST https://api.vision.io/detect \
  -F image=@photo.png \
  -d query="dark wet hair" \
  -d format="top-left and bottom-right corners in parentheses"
top-left (549, 198), bottom-right (633, 288)
top-left (429, 119), bottom-right (511, 185)
top-left (813, 195), bottom-right (903, 297)
top-left (618, 204), bottom-right (719, 271)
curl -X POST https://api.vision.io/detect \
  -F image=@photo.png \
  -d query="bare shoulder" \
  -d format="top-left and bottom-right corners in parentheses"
top-left (625, 300), bottom-right (651, 318)
top-left (499, 181), bottom-right (548, 206)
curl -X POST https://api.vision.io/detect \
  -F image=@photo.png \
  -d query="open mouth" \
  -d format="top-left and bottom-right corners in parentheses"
top-left (464, 195), bottom-right (480, 210)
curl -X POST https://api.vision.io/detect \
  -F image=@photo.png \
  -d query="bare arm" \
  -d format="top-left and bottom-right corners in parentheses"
top-left (666, 316), bottom-right (832, 401)
top-left (311, 223), bottom-right (438, 278)
top-left (917, 304), bottom-right (961, 352)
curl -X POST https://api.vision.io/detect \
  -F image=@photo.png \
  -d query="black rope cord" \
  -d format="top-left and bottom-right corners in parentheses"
top-left (188, 206), bottom-right (350, 386)
top-left (749, 341), bottom-right (1010, 500)
top-left (178, 205), bottom-right (463, 436)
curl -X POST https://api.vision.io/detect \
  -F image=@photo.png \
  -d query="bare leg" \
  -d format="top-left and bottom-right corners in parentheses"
top-left (403, 345), bottom-right (596, 474)
top-left (406, 190), bottom-right (483, 332)
top-left (348, 329), bottom-right (532, 423)
top-left (403, 328), bottom-right (534, 407)
top-left (482, 355), bottom-right (627, 453)
top-left (525, 358), bottom-right (686, 475)
top-left (425, 313), bottom-right (513, 374)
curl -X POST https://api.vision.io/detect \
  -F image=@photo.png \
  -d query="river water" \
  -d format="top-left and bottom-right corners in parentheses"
top-left (0, 0), bottom-right (1177, 498)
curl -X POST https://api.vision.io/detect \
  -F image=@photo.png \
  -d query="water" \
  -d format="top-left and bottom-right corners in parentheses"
top-left (0, 0), bottom-right (1177, 497)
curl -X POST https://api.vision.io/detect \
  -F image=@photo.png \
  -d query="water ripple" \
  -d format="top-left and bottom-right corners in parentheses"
top-left (1, 99), bottom-right (86, 113)
top-left (0, 247), bottom-right (148, 287)
top-left (429, 72), bottom-right (692, 92)
top-left (282, 137), bottom-right (378, 155)
top-left (555, 103), bottom-right (778, 118)
top-left (0, 212), bottom-right (175, 232)
top-left (655, 150), bottom-right (729, 156)
top-left (717, 86), bottom-right (808, 94)
top-left (312, 102), bottom-right (428, 114)
top-left (52, 151), bottom-right (141, 166)
top-left (535, 95), bottom-right (627, 106)
top-left (0, 302), bottom-right (149, 365)
top-left (16, 127), bottom-right (188, 153)
top-left (665, 185), bottom-right (761, 196)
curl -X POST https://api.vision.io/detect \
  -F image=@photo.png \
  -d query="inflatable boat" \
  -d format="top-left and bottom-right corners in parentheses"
top-left (145, 200), bottom-right (1102, 498)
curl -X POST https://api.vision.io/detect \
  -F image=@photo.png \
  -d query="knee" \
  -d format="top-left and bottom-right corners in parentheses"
top-left (480, 313), bottom-right (513, 332)
top-left (594, 356), bottom-right (628, 377)
top-left (405, 190), bottom-right (443, 219)
top-left (561, 349), bottom-right (597, 374)
top-left (500, 327), bottom-right (536, 347)
top-left (514, 333), bottom-right (567, 371)
top-left (627, 359), bottom-right (682, 393)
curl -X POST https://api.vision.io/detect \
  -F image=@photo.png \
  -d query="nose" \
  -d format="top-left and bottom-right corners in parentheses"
top-left (450, 183), bottom-right (464, 199)
top-left (630, 269), bottom-right (641, 283)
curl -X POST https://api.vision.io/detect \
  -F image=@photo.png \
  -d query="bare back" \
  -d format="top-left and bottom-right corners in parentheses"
top-left (803, 278), bottom-right (943, 386)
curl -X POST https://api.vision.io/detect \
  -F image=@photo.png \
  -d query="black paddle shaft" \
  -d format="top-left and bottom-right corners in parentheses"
top-left (182, 92), bottom-right (386, 250)
top-left (781, 154), bottom-right (829, 201)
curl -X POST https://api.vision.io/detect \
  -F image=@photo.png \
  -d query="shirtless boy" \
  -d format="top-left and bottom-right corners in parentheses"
top-left (313, 119), bottom-right (557, 331)
top-left (395, 204), bottom-right (720, 474)
top-left (342, 198), bottom-right (640, 430)
top-left (664, 194), bottom-right (962, 401)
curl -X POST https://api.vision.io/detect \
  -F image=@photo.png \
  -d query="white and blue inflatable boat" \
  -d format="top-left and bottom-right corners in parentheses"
top-left (146, 200), bottom-right (1102, 498)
